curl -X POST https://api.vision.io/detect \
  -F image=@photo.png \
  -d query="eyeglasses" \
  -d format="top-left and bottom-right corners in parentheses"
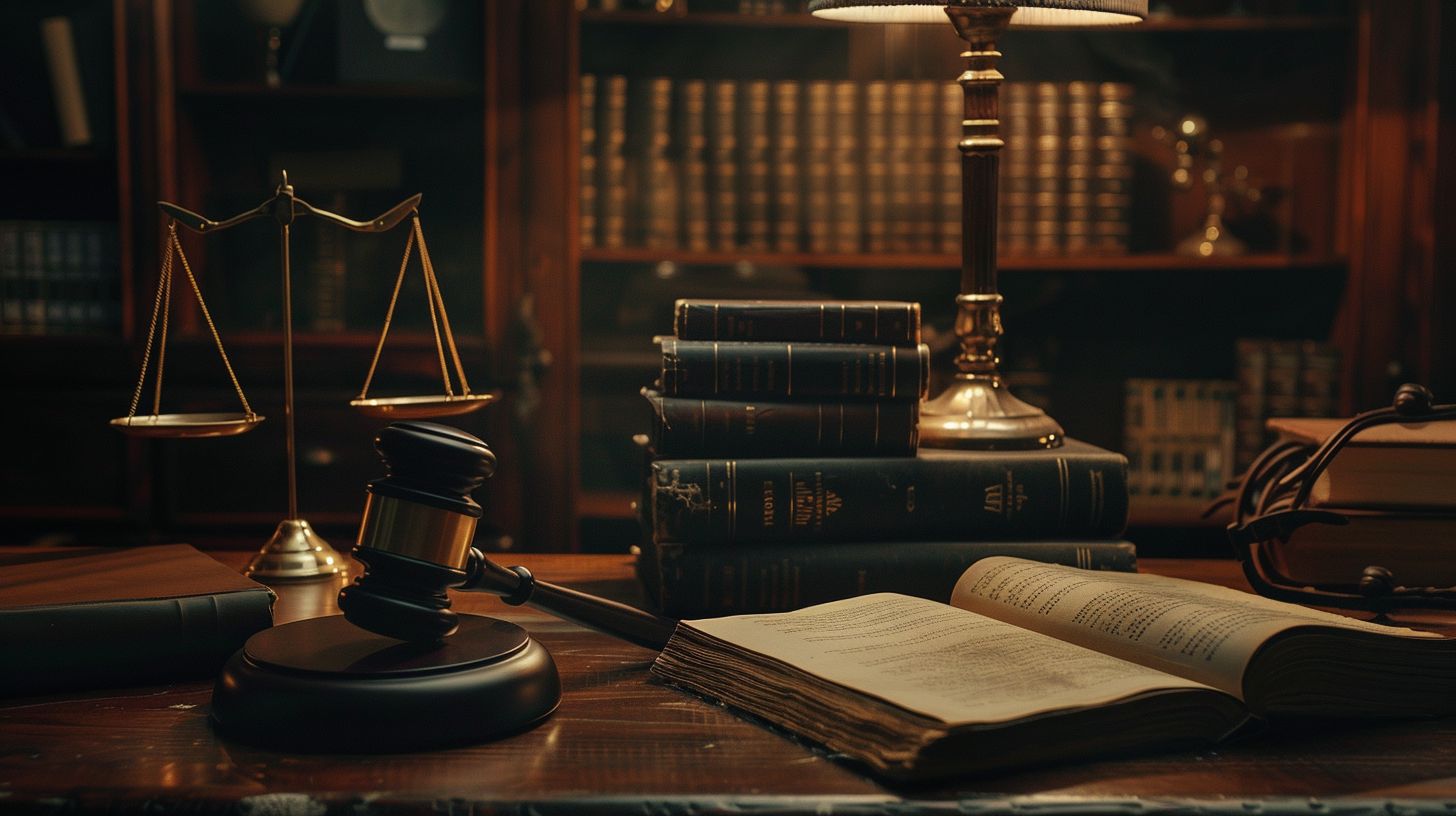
top-left (1226, 383), bottom-right (1456, 611)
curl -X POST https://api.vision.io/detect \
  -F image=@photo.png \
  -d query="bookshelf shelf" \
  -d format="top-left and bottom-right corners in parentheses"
top-left (581, 249), bottom-right (1348, 273)
top-left (578, 489), bottom-right (637, 521)
top-left (578, 10), bottom-right (1349, 33)
top-left (176, 82), bottom-right (482, 101)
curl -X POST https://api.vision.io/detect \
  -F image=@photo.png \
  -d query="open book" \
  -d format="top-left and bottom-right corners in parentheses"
top-left (652, 557), bottom-right (1454, 780)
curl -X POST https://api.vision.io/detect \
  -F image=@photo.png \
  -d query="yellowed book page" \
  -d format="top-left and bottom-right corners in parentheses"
top-left (682, 593), bottom-right (1214, 727)
top-left (950, 558), bottom-right (1440, 698)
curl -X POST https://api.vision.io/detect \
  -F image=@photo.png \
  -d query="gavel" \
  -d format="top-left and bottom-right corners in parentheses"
top-left (338, 421), bottom-right (677, 650)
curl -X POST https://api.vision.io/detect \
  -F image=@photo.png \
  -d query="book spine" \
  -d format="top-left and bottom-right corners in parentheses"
top-left (659, 339), bottom-right (930, 402)
top-left (1094, 83), bottom-right (1134, 254)
top-left (40, 16), bottom-right (92, 148)
top-left (579, 74), bottom-right (598, 249)
top-left (771, 80), bottom-right (801, 253)
top-left (804, 82), bottom-right (833, 254)
top-left (643, 77), bottom-right (678, 249)
top-left (888, 81), bottom-right (914, 253)
top-left (599, 75), bottom-right (629, 248)
top-left (43, 227), bottom-right (68, 334)
top-left (0, 589), bottom-right (274, 696)
top-left (1031, 82), bottom-right (1062, 257)
top-left (864, 81), bottom-right (890, 254)
top-left (830, 81), bottom-right (860, 253)
top-left (740, 80), bottom-right (771, 251)
top-left (20, 223), bottom-right (46, 335)
top-left (649, 540), bottom-right (1138, 617)
top-left (673, 300), bottom-right (921, 344)
top-left (680, 80), bottom-right (710, 252)
top-left (0, 222), bottom-right (19, 334)
top-left (913, 81), bottom-right (939, 254)
top-left (646, 391), bottom-right (919, 457)
top-left (650, 451), bottom-right (1129, 544)
top-left (1063, 82), bottom-right (1095, 256)
top-left (1000, 82), bottom-right (1031, 257)
top-left (710, 80), bottom-right (738, 250)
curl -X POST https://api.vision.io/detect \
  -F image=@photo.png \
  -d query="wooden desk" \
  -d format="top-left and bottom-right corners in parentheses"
top-left (3, 554), bottom-right (1454, 815)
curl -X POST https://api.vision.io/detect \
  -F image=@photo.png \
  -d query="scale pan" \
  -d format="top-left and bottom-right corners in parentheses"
top-left (349, 393), bottom-right (496, 420)
top-left (109, 412), bottom-right (265, 438)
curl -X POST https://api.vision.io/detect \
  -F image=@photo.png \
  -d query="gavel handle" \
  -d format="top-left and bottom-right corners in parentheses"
top-left (460, 550), bottom-right (678, 651)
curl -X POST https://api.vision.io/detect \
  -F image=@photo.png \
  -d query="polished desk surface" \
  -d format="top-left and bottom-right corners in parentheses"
top-left (2, 551), bottom-right (1455, 815)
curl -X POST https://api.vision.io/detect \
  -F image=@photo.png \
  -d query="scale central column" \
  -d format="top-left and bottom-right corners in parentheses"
top-left (247, 172), bottom-right (347, 581)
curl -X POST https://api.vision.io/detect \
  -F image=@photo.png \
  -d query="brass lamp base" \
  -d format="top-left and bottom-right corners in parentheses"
top-left (919, 377), bottom-right (1064, 450)
top-left (245, 518), bottom-right (348, 582)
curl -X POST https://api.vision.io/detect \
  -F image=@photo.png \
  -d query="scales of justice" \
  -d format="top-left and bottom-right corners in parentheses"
top-left (109, 172), bottom-right (495, 581)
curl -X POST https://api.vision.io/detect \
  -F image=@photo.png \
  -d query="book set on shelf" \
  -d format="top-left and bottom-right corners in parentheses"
top-left (579, 76), bottom-right (1135, 257)
top-left (634, 298), bottom-right (1136, 618)
top-left (0, 221), bottom-right (119, 336)
top-left (1235, 338), bottom-right (1340, 469)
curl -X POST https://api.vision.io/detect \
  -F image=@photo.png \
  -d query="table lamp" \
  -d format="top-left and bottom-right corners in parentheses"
top-left (809, 0), bottom-right (1147, 449)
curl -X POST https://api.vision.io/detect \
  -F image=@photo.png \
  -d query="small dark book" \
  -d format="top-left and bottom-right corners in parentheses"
top-left (643, 388), bottom-right (918, 458)
top-left (654, 557), bottom-right (1456, 781)
top-left (0, 545), bottom-right (274, 697)
top-left (673, 298), bottom-right (921, 344)
top-left (659, 338), bottom-right (930, 402)
top-left (649, 440), bottom-right (1128, 545)
top-left (637, 538), bottom-right (1137, 617)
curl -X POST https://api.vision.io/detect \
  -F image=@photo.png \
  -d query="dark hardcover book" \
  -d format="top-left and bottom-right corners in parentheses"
top-left (0, 544), bottom-right (275, 697)
top-left (650, 440), bottom-right (1128, 545)
top-left (640, 538), bottom-right (1137, 617)
top-left (579, 74), bottom-right (598, 249)
top-left (674, 298), bottom-right (920, 344)
top-left (659, 338), bottom-right (930, 402)
top-left (643, 388), bottom-right (918, 457)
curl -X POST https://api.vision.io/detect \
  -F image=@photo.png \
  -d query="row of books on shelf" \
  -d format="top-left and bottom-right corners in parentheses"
top-left (635, 299), bottom-right (1136, 619)
top-left (584, 1), bottom-right (806, 12)
top-left (580, 76), bottom-right (1135, 256)
top-left (0, 221), bottom-right (119, 336)
top-left (1121, 339), bottom-right (1340, 507)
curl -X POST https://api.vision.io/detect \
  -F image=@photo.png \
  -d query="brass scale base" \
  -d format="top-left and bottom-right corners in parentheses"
top-left (110, 174), bottom-right (496, 581)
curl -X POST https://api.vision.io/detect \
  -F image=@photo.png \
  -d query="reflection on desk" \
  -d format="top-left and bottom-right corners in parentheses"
top-left (1, 552), bottom-right (1454, 814)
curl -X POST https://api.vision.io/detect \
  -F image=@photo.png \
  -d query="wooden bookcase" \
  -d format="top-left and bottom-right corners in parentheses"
top-left (508, 0), bottom-right (1456, 552)
top-left (1, 0), bottom-right (1452, 555)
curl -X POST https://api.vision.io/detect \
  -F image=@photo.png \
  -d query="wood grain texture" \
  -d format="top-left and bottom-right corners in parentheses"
top-left (1, 552), bottom-right (1454, 815)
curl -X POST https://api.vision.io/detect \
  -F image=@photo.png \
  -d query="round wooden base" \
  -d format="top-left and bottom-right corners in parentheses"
top-left (211, 614), bottom-right (560, 752)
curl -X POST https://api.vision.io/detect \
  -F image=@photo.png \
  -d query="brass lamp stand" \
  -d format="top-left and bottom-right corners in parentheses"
top-left (809, 0), bottom-right (1147, 450)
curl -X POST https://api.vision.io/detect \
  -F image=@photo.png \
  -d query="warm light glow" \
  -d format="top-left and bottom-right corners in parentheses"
top-left (810, 4), bottom-right (1146, 26)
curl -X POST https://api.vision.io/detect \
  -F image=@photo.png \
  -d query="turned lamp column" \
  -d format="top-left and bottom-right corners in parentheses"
top-left (918, 5), bottom-right (1065, 449)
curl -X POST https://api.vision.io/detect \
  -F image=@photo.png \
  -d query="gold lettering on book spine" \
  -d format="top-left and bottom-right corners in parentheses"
top-left (761, 479), bottom-right (775, 528)
top-left (983, 470), bottom-right (1027, 518)
top-left (792, 471), bottom-right (841, 530)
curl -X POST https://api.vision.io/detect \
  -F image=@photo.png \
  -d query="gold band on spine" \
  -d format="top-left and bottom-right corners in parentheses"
top-left (356, 493), bottom-right (478, 570)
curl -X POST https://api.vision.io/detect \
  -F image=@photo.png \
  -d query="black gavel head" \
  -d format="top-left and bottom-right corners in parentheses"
top-left (338, 421), bottom-right (496, 643)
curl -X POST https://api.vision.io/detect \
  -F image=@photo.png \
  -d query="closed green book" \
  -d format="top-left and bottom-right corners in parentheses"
top-left (659, 338), bottom-right (929, 402)
top-left (643, 388), bottom-right (918, 458)
top-left (673, 299), bottom-right (921, 345)
top-left (0, 545), bottom-right (274, 697)
top-left (649, 440), bottom-right (1128, 545)
top-left (637, 538), bottom-right (1137, 618)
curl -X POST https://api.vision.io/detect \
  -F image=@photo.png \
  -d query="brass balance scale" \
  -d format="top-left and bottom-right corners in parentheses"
top-left (110, 172), bottom-right (495, 581)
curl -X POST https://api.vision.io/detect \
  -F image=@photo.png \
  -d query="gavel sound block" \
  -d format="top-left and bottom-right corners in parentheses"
top-left (210, 422), bottom-right (674, 752)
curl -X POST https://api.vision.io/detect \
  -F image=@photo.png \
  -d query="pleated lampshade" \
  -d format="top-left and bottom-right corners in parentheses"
top-left (807, 0), bottom-right (1148, 26)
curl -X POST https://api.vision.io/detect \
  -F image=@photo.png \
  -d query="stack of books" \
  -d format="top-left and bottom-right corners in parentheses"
top-left (635, 298), bottom-right (1137, 619)
top-left (579, 77), bottom-right (1135, 256)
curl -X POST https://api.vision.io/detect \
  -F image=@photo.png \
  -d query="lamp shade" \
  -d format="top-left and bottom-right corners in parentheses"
top-left (808, 0), bottom-right (1147, 25)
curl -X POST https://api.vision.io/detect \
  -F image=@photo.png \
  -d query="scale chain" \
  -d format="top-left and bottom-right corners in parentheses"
top-left (171, 230), bottom-right (255, 418)
top-left (413, 217), bottom-right (471, 396)
top-left (125, 224), bottom-right (177, 420)
top-left (356, 226), bottom-right (416, 400)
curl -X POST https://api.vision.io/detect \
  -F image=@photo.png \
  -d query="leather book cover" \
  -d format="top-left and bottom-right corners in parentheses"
top-left (0, 544), bottom-right (274, 697)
